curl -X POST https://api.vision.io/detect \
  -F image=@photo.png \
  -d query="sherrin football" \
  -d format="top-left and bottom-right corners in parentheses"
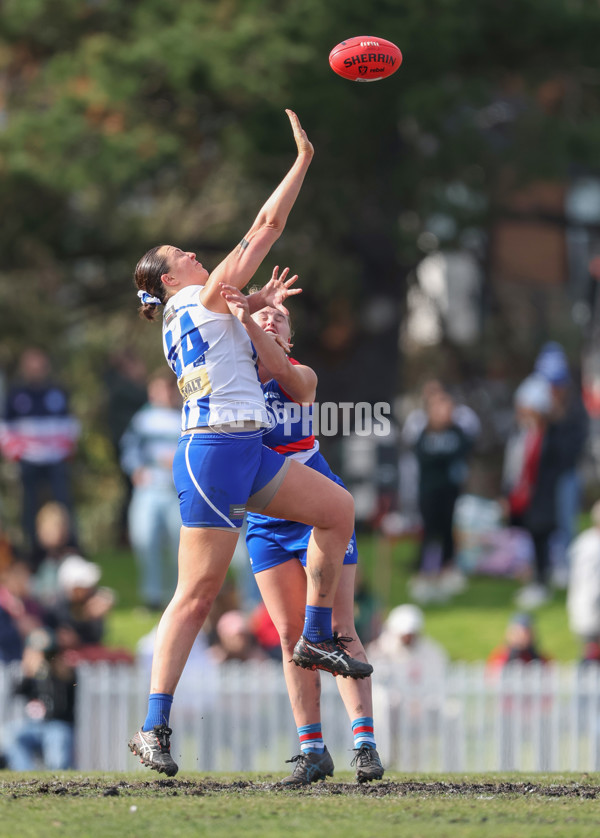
top-left (329, 35), bottom-right (402, 82)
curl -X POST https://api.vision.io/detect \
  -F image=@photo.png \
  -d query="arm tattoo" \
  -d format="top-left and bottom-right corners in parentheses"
top-left (239, 237), bottom-right (249, 250)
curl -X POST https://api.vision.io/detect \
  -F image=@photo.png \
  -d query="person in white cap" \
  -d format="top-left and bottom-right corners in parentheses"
top-left (367, 604), bottom-right (448, 681)
top-left (45, 555), bottom-right (114, 649)
top-left (57, 554), bottom-right (102, 592)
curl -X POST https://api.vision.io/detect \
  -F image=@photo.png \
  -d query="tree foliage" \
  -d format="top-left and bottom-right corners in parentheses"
top-left (1, 0), bottom-right (600, 380)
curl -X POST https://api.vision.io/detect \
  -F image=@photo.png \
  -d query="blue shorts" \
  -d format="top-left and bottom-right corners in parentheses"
top-left (245, 451), bottom-right (358, 573)
top-left (173, 432), bottom-right (287, 529)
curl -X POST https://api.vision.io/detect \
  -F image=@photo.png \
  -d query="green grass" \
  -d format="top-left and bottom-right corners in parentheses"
top-left (2, 772), bottom-right (600, 838)
top-left (91, 535), bottom-right (580, 662)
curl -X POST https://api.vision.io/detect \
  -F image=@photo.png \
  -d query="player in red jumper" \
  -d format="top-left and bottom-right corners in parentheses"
top-left (220, 270), bottom-right (383, 785)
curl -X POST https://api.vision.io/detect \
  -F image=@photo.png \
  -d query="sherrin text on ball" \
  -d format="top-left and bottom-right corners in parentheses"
top-left (329, 35), bottom-right (402, 82)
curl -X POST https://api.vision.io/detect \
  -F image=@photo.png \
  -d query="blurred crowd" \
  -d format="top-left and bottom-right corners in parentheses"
top-left (395, 340), bottom-right (595, 627)
top-left (0, 548), bottom-right (125, 770)
top-left (1, 338), bottom-right (600, 770)
top-left (0, 345), bottom-right (174, 769)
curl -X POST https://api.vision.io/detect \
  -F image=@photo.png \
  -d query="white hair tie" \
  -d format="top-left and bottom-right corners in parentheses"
top-left (137, 290), bottom-right (162, 306)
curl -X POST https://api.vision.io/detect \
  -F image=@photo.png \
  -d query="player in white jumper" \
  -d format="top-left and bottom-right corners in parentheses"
top-left (127, 111), bottom-right (372, 777)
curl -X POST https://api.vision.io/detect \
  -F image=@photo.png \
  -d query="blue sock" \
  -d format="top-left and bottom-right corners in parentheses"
top-left (298, 723), bottom-right (325, 753)
top-left (352, 716), bottom-right (376, 750)
top-left (142, 693), bottom-right (174, 732)
top-left (303, 605), bottom-right (333, 642)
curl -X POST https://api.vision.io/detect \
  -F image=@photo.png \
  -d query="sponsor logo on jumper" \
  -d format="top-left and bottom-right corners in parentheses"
top-left (178, 369), bottom-right (212, 400)
top-left (229, 504), bottom-right (246, 519)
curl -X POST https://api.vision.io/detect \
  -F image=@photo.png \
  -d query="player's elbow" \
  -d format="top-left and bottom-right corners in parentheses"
top-left (260, 214), bottom-right (285, 237)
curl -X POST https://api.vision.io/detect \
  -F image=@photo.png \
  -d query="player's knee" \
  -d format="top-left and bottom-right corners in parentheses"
top-left (330, 487), bottom-right (354, 533)
top-left (172, 588), bottom-right (215, 625)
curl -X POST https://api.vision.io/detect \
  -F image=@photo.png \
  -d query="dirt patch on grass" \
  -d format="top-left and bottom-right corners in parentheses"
top-left (1, 777), bottom-right (599, 799)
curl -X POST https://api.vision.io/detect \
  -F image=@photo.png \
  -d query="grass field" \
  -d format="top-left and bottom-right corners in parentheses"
top-left (5, 539), bottom-right (592, 837)
top-left (2, 772), bottom-right (600, 838)
top-left (95, 533), bottom-right (580, 663)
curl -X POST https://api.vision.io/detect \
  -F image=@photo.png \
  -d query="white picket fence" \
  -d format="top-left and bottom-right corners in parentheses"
top-left (2, 660), bottom-right (600, 773)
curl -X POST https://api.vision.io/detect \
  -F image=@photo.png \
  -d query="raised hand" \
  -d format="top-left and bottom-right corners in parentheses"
top-left (262, 265), bottom-right (302, 315)
top-left (286, 109), bottom-right (314, 159)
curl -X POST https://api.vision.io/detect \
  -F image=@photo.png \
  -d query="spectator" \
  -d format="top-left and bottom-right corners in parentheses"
top-left (102, 348), bottom-right (148, 547)
top-left (44, 555), bottom-right (115, 653)
top-left (5, 627), bottom-right (76, 770)
top-left (408, 389), bottom-right (474, 603)
top-left (503, 374), bottom-right (559, 609)
top-left (487, 612), bottom-right (551, 771)
top-left (502, 375), bottom-right (551, 517)
top-left (0, 561), bottom-right (43, 663)
top-left (0, 348), bottom-right (80, 565)
top-left (487, 612), bottom-right (549, 672)
top-left (567, 500), bottom-right (600, 663)
top-left (208, 610), bottom-right (267, 664)
top-left (367, 604), bottom-right (447, 771)
top-left (31, 501), bottom-right (78, 608)
top-left (367, 604), bottom-right (448, 681)
top-left (534, 342), bottom-right (589, 588)
top-left (402, 379), bottom-right (482, 447)
top-left (400, 379), bottom-right (480, 521)
top-left (0, 515), bottom-right (20, 574)
top-left (119, 371), bottom-right (181, 610)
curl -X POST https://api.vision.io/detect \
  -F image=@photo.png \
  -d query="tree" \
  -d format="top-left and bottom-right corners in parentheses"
top-left (2, 0), bottom-right (600, 537)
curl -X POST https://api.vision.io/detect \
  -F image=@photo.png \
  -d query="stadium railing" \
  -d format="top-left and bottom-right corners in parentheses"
top-left (1, 660), bottom-right (600, 772)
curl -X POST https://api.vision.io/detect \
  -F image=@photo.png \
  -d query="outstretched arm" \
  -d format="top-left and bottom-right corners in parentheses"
top-left (220, 284), bottom-right (317, 403)
top-left (200, 111), bottom-right (313, 313)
